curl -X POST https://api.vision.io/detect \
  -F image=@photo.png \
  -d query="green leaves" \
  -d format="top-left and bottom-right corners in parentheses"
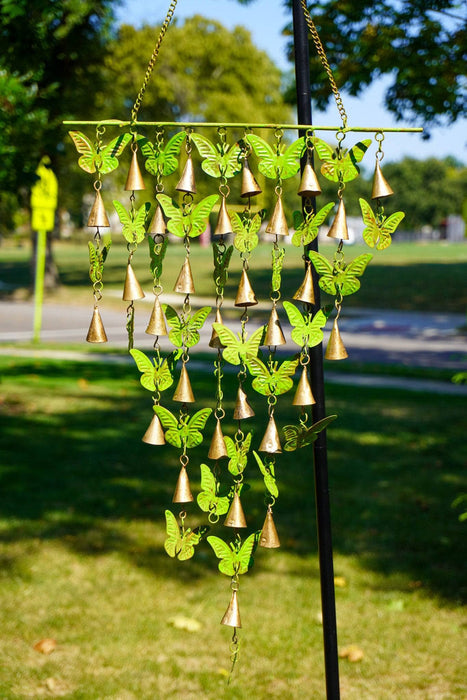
top-left (191, 133), bottom-right (242, 179)
top-left (164, 510), bottom-right (208, 560)
top-left (248, 357), bottom-right (298, 397)
top-left (283, 302), bottom-right (329, 348)
top-left (359, 198), bottom-right (405, 250)
top-left (312, 136), bottom-right (371, 183)
top-left (130, 348), bottom-right (174, 393)
top-left (292, 202), bottom-right (335, 247)
top-left (153, 406), bottom-right (212, 449)
top-left (308, 250), bottom-right (373, 297)
top-left (163, 305), bottom-right (211, 348)
top-left (245, 134), bottom-right (305, 179)
top-left (253, 451), bottom-right (278, 498)
top-left (157, 193), bottom-right (219, 238)
top-left (282, 415), bottom-right (338, 451)
top-left (69, 131), bottom-right (132, 174)
top-left (197, 464), bottom-right (230, 517)
top-left (207, 531), bottom-right (260, 576)
top-left (212, 323), bottom-right (264, 366)
top-left (113, 200), bottom-right (151, 244)
top-left (138, 131), bottom-right (185, 177)
top-left (231, 211), bottom-right (262, 253)
top-left (88, 239), bottom-right (111, 285)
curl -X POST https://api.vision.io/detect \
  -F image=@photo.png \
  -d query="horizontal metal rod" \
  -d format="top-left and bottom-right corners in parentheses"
top-left (62, 119), bottom-right (423, 133)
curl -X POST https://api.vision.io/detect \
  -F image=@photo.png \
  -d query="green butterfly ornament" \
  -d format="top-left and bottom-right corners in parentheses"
top-left (164, 509), bottom-right (209, 561)
top-left (312, 136), bottom-right (371, 183)
top-left (359, 198), bottom-right (405, 250)
top-left (308, 250), bottom-right (373, 297)
top-left (212, 323), bottom-right (265, 366)
top-left (191, 133), bottom-right (242, 179)
top-left (207, 531), bottom-right (260, 576)
top-left (224, 432), bottom-right (252, 476)
top-left (231, 211), bottom-right (263, 253)
top-left (283, 302), bottom-right (329, 348)
top-left (156, 193), bottom-right (219, 238)
top-left (130, 348), bottom-right (174, 393)
top-left (69, 131), bottom-right (132, 174)
top-left (153, 405), bottom-right (212, 449)
top-left (197, 464), bottom-right (230, 517)
top-left (163, 305), bottom-right (211, 349)
top-left (212, 243), bottom-right (234, 292)
top-left (113, 200), bottom-right (151, 244)
top-left (148, 233), bottom-right (168, 280)
top-left (137, 131), bottom-right (185, 177)
top-left (88, 239), bottom-right (111, 285)
top-left (292, 202), bottom-right (335, 247)
top-left (252, 451), bottom-right (278, 499)
top-left (247, 357), bottom-right (298, 397)
top-left (245, 134), bottom-right (305, 179)
top-left (282, 415), bottom-right (338, 452)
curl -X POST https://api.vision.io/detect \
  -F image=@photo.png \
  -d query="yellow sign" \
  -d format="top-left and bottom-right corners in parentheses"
top-left (31, 156), bottom-right (58, 232)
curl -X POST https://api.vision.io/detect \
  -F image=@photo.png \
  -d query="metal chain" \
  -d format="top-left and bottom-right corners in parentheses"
top-left (300, 0), bottom-right (348, 128)
top-left (131, 0), bottom-right (178, 123)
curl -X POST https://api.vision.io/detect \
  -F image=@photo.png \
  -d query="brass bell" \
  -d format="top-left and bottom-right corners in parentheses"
top-left (214, 196), bottom-right (233, 236)
top-left (259, 509), bottom-right (280, 548)
top-left (221, 589), bottom-right (242, 628)
top-left (265, 195), bottom-right (289, 237)
top-left (209, 308), bottom-right (225, 348)
top-left (149, 204), bottom-right (166, 235)
top-left (208, 419), bottom-right (228, 460)
top-left (125, 147), bottom-right (146, 191)
top-left (224, 492), bottom-right (247, 528)
top-left (234, 269), bottom-right (257, 307)
top-left (240, 157), bottom-right (262, 198)
top-left (172, 465), bottom-right (194, 504)
top-left (176, 154), bottom-right (196, 194)
top-left (293, 264), bottom-right (315, 305)
top-left (87, 190), bottom-right (110, 228)
top-left (233, 385), bottom-right (255, 420)
top-left (263, 305), bottom-right (286, 346)
top-left (292, 366), bottom-right (316, 406)
top-left (142, 413), bottom-right (165, 445)
top-left (122, 263), bottom-right (145, 301)
top-left (327, 198), bottom-right (349, 241)
top-left (371, 159), bottom-right (394, 199)
top-left (297, 157), bottom-right (322, 197)
top-left (86, 307), bottom-right (108, 343)
top-left (172, 363), bottom-right (195, 403)
top-left (258, 414), bottom-right (282, 453)
top-left (173, 257), bottom-right (195, 295)
top-left (145, 296), bottom-right (168, 336)
top-left (325, 318), bottom-right (348, 360)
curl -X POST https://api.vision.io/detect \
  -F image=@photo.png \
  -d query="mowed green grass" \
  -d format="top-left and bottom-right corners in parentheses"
top-left (0, 355), bottom-right (466, 699)
top-left (1, 239), bottom-right (467, 313)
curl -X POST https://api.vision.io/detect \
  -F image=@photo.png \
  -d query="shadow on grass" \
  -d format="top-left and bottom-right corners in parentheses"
top-left (0, 358), bottom-right (466, 600)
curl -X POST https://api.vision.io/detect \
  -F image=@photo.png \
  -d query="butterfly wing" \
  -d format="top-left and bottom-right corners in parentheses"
top-left (282, 424), bottom-right (300, 451)
top-left (245, 133), bottom-right (277, 179)
top-left (274, 359), bottom-right (299, 395)
top-left (301, 414), bottom-right (338, 448)
top-left (306, 309), bottom-right (328, 348)
top-left (188, 195), bottom-right (219, 237)
top-left (100, 133), bottom-right (132, 174)
top-left (379, 211), bottom-right (405, 250)
top-left (161, 131), bottom-right (185, 176)
top-left (283, 301), bottom-right (307, 346)
top-left (222, 142), bottom-right (242, 178)
top-left (178, 526), bottom-right (208, 561)
top-left (207, 535), bottom-right (236, 576)
top-left (153, 358), bottom-right (174, 392)
top-left (130, 348), bottom-right (157, 391)
top-left (69, 131), bottom-right (97, 173)
top-left (341, 253), bottom-right (373, 296)
top-left (235, 531), bottom-right (260, 575)
top-left (156, 194), bottom-right (184, 238)
top-left (197, 464), bottom-right (229, 516)
top-left (163, 305), bottom-right (183, 347)
top-left (191, 133), bottom-right (220, 178)
top-left (311, 137), bottom-right (337, 180)
top-left (279, 137), bottom-right (305, 179)
top-left (164, 509), bottom-right (182, 558)
top-left (248, 357), bottom-right (272, 396)
top-left (308, 250), bottom-right (337, 296)
top-left (244, 325), bottom-right (265, 362)
top-left (337, 139), bottom-right (372, 183)
top-left (185, 407), bottom-right (212, 448)
top-left (184, 306), bottom-right (211, 348)
top-left (212, 324), bottom-right (242, 365)
top-left (153, 405), bottom-right (181, 447)
top-left (252, 451), bottom-right (278, 498)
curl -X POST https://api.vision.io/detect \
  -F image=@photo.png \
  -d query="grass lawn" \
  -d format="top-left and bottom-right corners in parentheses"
top-left (1, 239), bottom-right (467, 314)
top-left (0, 355), bottom-right (466, 699)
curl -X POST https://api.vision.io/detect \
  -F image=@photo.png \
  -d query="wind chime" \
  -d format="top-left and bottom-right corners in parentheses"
top-left (66, 0), bottom-right (421, 684)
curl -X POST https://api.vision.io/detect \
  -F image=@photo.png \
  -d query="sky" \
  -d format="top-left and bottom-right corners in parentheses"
top-left (116, 0), bottom-right (467, 164)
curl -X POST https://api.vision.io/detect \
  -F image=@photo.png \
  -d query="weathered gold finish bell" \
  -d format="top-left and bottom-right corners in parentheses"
top-left (142, 413), bottom-right (165, 445)
top-left (258, 414), bottom-right (282, 453)
top-left (149, 203), bottom-right (166, 235)
top-left (233, 385), bottom-right (255, 420)
top-left (122, 263), bottom-right (145, 301)
top-left (221, 589), bottom-right (242, 628)
top-left (240, 157), bottom-right (262, 198)
top-left (125, 148), bottom-right (146, 191)
top-left (292, 366), bottom-right (316, 406)
top-left (325, 318), bottom-right (349, 360)
top-left (87, 190), bottom-right (110, 227)
top-left (175, 154), bottom-right (196, 194)
top-left (293, 264), bottom-right (315, 305)
top-left (371, 159), bottom-right (394, 199)
top-left (259, 509), bottom-right (281, 548)
top-left (297, 157), bottom-right (322, 197)
top-left (145, 295), bottom-right (168, 336)
top-left (224, 492), bottom-right (247, 528)
top-left (86, 307), bottom-right (108, 343)
top-left (173, 257), bottom-right (195, 295)
top-left (209, 308), bottom-right (225, 348)
top-left (327, 198), bottom-right (349, 240)
top-left (172, 465), bottom-right (194, 504)
top-left (208, 419), bottom-right (228, 460)
top-left (214, 196), bottom-right (233, 236)
top-left (172, 363), bottom-right (195, 403)
top-left (265, 195), bottom-right (289, 236)
top-left (234, 269), bottom-right (257, 307)
top-left (263, 305), bottom-right (286, 346)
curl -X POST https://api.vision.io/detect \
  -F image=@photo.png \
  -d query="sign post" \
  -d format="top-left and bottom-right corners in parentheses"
top-left (30, 157), bottom-right (58, 343)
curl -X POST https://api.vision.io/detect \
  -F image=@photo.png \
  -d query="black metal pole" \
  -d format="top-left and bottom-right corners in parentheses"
top-left (291, 2), bottom-right (341, 698)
